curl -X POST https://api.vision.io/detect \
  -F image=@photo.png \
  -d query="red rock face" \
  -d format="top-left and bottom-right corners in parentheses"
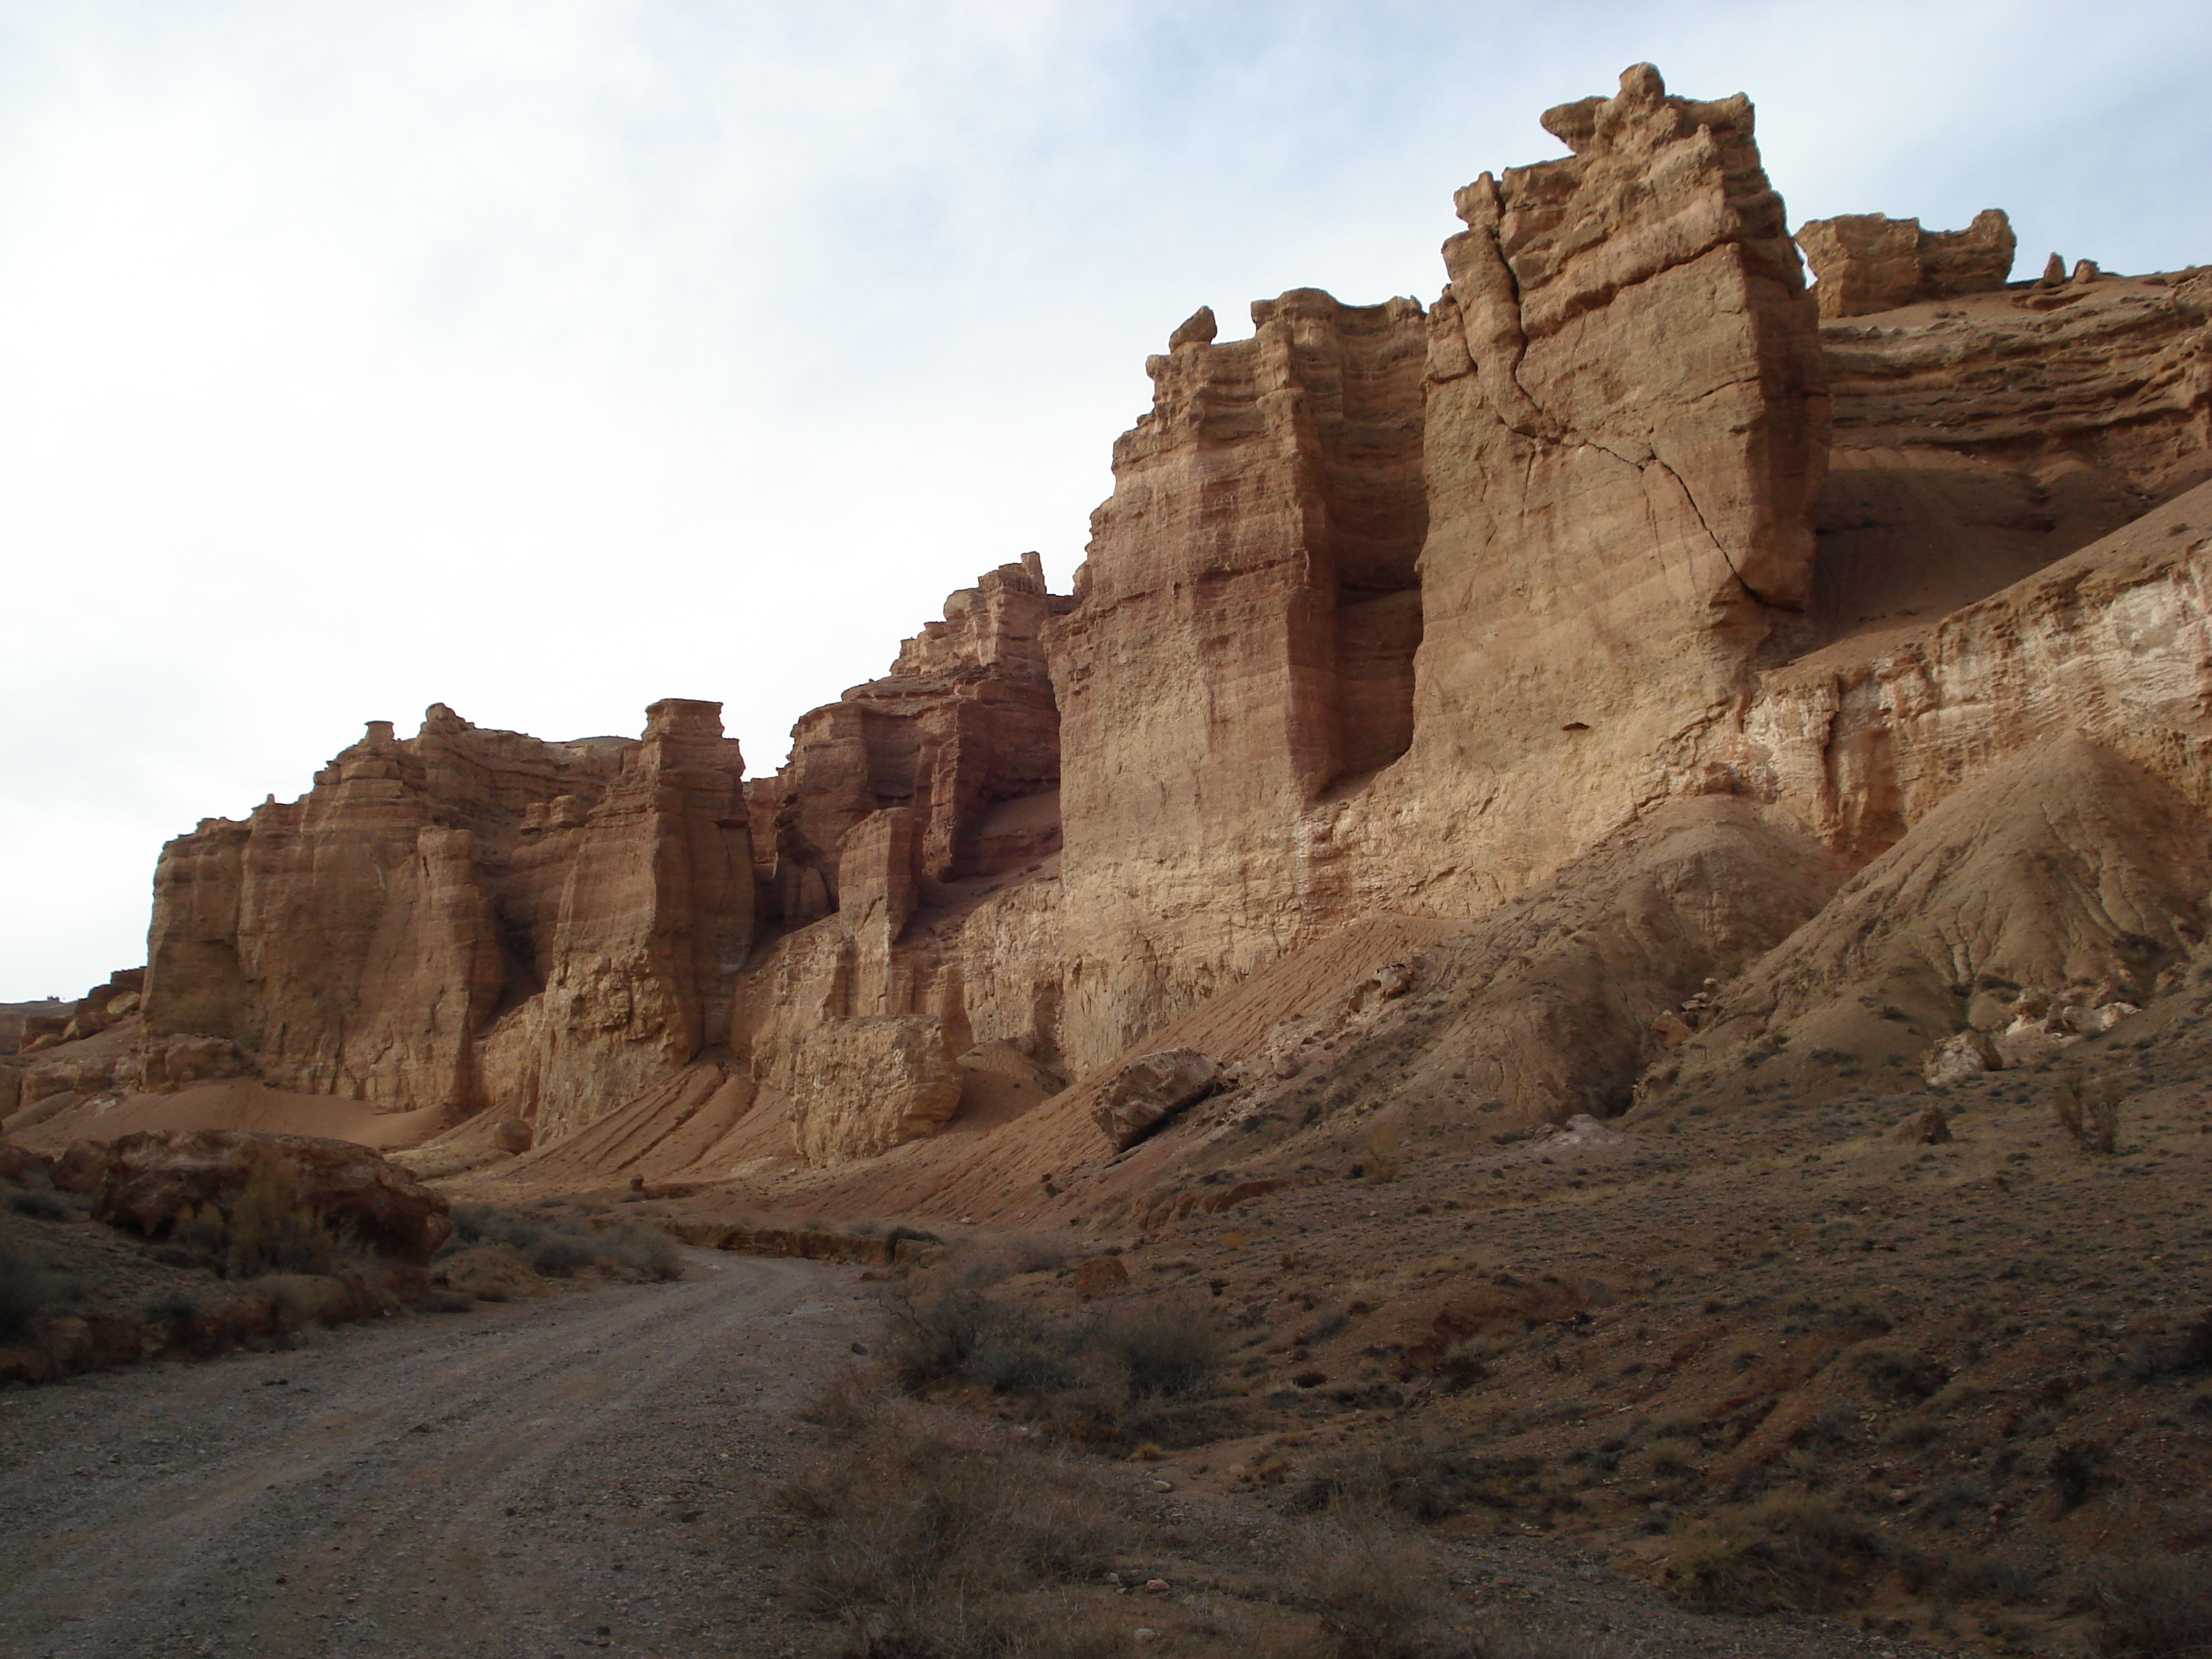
top-left (106, 62), bottom-right (2212, 1174)
top-left (753, 557), bottom-right (1065, 928)
top-left (141, 701), bottom-right (751, 1137)
top-left (1797, 210), bottom-right (2016, 320)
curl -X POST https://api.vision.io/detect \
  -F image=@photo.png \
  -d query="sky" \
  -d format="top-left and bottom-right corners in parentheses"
top-left (3, 0), bottom-right (2208, 1000)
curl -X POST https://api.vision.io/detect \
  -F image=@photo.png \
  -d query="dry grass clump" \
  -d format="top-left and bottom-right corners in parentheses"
top-left (1291, 1513), bottom-right (1630, 1659)
top-left (777, 1392), bottom-right (1133, 1659)
top-left (2087, 1551), bottom-right (2212, 1655)
top-left (440, 1201), bottom-right (681, 1282)
top-left (1665, 1493), bottom-right (1892, 1614)
top-left (886, 1287), bottom-right (1224, 1414)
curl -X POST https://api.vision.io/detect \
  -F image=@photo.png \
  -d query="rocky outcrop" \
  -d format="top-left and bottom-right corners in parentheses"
top-left (140, 701), bottom-right (752, 1141)
top-left (1802, 266), bottom-right (2210, 666)
top-left (783, 1015), bottom-right (962, 1166)
top-left (1090, 1048), bottom-right (1221, 1151)
top-left (1043, 288), bottom-right (1429, 1068)
top-left (752, 556), bottom-right (1065, 927)
top-left (1797, 210), bottom-right (2015, 319)
top-left (60, 1129), bottom-right (453, 1263)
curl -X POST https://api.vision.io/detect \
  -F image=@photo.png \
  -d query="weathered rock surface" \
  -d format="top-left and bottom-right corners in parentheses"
top-left (67, 1129), bottom-right (453, 1263)
top-left (783, 1015), bottom-right (963, 1166)
top-left (94, 64), bottom-right (2212, 1214)
top-left (141, 700), bottom-right (752, 1142)
top-left (1797, 210), bottom-right (2015, 318)
top-left (1091, 1049), bottom-right (1220, 1151)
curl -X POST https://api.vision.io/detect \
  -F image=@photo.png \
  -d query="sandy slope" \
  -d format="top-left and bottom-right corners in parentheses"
top-left (11, 1079), bottom-right (447, 1154)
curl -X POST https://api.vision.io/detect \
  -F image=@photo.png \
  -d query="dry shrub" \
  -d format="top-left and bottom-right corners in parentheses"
top-left (1293, 1442), bottom-right (1509, 1524)
top-left (886, 1289), bottom-right (1224, 1413)
top-left (2089, 1551), bottom-right (2212, 1655)
top-left (2051, 1069), bottom-right (2121, 1154)
top-left (1666, 1493), bottom-right (1890, 1614)
top-left (777, 1398), bottom-right (1132, 1658)
top-left (441, 1201), bottom-right (680, 1282)
top-left (1300, 1516), bottom-right (1444, 1658)
top-left (166, 1155), bottom-right (343, 1278)
top-left (1359, 1121), bottom-right (1403, 1187)
top-left (886, 1287), bottom-right (1071, 1394)
top-left (1097, 1300), bottom-right (1223, 1401)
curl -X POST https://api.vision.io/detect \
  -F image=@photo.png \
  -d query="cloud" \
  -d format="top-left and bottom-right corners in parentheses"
top-left (2, 0), bottom-right (2207, 995)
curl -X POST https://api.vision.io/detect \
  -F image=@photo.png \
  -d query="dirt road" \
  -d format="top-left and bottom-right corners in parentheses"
top-left (0, 1250), bottom-right (871, 1659)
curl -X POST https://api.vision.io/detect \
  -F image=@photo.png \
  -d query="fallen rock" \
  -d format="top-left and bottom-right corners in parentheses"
top-left (1893, 1105), bottom-right (1953, 1146)
top-left (76, 1130), bottom-right (453, 1263)
top-left (1349, 961), bottom-right (1414, 1013)
top-left (137, 1034), bottom-right (252, 1092)
top-left (0, 1143), bottom-right (53, 1187)
top-left (1092, 1048), bottom-right (1220, 1151)
top-left (490, 1118), bottom-right (534, 1154)
top-left (1923, 1030), bottom-right (2001, 1087)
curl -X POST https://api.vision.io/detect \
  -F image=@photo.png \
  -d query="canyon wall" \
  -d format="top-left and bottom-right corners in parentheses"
top-left (140, 700), bottom-right (752, 1141)
top-left (43, 63), bottom-right (2212, 1172)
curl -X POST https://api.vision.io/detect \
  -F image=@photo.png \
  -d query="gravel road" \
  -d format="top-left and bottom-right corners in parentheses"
top-left (0, 1249), bottom-right (870, 1659)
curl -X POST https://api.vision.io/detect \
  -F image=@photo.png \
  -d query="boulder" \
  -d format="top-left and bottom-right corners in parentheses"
top-left (138, 1034), bottom-right (252, 1091)
top-left (786, 1015), bottom-right (963, 1166)
top-left (1923, 1030), bottom-right (2001, 1087)
top-left (490, 1118), bottom-right (534, 1154)
top-left (1072, 1254), bottom-right (1131, 1298)
top-left (0, 1143), bottom-right (53, 1187)
top-left (73, 1130), bottom-right (452, 1263)
top-left (1092, 1048), bottom-right (1220, 1151)
top-left (1892, 1105), bottom-right (1953, 1146)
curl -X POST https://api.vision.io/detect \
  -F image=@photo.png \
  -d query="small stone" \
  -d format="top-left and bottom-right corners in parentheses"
top-left (1143, 1578), bottom-right (1170, 1592)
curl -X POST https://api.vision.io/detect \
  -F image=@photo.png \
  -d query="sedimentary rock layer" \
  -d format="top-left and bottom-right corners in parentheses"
top-left (140, 701), bottom-right (752, 1139)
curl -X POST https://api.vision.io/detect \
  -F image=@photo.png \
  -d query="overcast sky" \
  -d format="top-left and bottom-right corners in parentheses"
top-left (3, 0), bottom-right (2208, 1000)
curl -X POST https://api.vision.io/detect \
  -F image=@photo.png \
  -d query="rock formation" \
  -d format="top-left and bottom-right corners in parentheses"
top-left (138, 700), bottom-right (752, 1142)
top-left (1797, 209), bottom-right (2016, 318)
top-left (55, 1128), bottom-right (452, 1264)
top-left (27, 63), bottom-right (2212, 1197)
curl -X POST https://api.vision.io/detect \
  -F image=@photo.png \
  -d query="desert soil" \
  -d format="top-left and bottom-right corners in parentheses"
top-left (0, 1245), bottom-right (1969, 1659)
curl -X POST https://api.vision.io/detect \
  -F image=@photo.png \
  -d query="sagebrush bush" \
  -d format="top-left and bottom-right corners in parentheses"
top-left (164, 1155), bottom-right (342, 1278)
top-left (1100, 1300), bottom-right (1223, 1401)
top-left (441, 1201), bottom-right (680, 1282)
top-left (2051, 1069), bottom-right (2121, 1154)
top-left (1667, 1494), bottom-right (1892, 1614)
top-left (778, 1398), bottom-right (1130, 1658)
top-left (9, 1188), bottom-right (73, 1221)
top-left (2090, 1551), bottom-right (2212, 1655)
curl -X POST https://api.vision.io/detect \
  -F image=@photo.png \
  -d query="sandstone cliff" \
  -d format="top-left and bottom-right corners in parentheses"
top-left (35, 63), bottom-right (2212, 1205)
top-left (138, 700), bottom-right (751, 1142)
